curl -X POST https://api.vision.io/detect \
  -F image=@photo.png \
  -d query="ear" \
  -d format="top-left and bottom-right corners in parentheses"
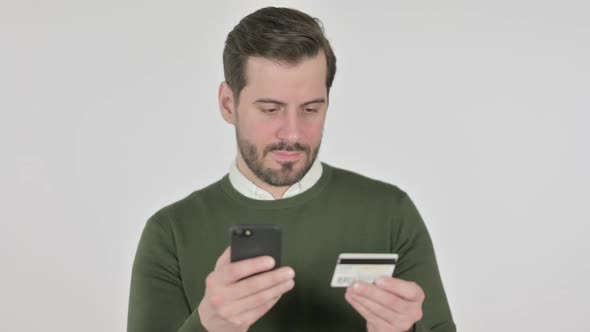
top-left (218, 81), bottom-right (236, 125)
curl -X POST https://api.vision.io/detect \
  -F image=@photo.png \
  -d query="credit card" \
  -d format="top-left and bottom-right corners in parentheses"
top-left (330, 253), bottom-right (398, 287)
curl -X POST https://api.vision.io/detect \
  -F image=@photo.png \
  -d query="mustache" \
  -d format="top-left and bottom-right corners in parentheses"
top-left (264, 142), bottom-right (310, 155)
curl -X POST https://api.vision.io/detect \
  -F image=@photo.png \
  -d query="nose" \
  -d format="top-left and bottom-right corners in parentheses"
top-left (276, 110), bottom-right (301, 143)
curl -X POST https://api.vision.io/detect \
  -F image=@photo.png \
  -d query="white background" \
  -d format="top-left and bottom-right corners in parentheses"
top-left (1, 0), bottom-right (589, 331)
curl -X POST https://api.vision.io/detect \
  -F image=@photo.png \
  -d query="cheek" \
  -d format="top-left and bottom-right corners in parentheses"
top-left (241, 121), bottom-right (276, 145)
top-left (302, 121), bottom-right (325, 142)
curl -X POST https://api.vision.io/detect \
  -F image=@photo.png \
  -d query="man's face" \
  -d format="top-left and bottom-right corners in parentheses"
top-left (230, 52), bottom-right (328, 187)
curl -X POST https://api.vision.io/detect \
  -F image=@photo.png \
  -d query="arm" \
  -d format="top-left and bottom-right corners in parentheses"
top-left (393, 193), bottom-right (455, 332)
top-left (127, 212), bottom-right (295, 332)
top-left (127, 212), bottom-right (206, 332)
top-left (345, 192), bottom-right (456, 332)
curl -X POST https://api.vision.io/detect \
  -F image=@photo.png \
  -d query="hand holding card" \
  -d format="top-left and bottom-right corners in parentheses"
top-left (345, 276), bottom-right (425, 332)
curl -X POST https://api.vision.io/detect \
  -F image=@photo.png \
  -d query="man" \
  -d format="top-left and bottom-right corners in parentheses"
top-left (128, 7), bottom-right (455, 332)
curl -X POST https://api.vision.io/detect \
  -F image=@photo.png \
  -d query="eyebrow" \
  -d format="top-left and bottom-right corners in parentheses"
top-left (253, 98), bottom-right (326, 107)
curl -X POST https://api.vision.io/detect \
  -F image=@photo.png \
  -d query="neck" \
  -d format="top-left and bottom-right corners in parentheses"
top-left (236, 157), bottom-right (290, 199)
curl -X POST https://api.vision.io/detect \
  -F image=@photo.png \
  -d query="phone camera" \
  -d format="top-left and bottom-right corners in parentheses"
top-left (232, 228), bottom-right (253, 237)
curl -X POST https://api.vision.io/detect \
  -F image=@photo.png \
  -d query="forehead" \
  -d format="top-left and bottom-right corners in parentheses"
top-left (241, 52), bottom-right (328, 102)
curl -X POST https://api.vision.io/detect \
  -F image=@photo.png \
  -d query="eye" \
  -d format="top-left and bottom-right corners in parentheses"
top-left (304, 108), bottom-right (319, 114)
top-left (261, 108), bottom-right (278, 114)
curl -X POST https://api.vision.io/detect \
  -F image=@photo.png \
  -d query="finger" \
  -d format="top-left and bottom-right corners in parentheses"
top-left (345, 291), bottom-right (377, 321)
top-left (349, 281), bottom-right (409, 314)
top-left (226, 267), bottom-right (295, 302)
top-left (345, 292), bottom-right (391, 329)
top-left (346, 289), bottom-right (399, 326)
top-left (348, 287), bottom-right (420, 332)
top-left (220, 279), bottom-right (294, 318)
top-left (375, 277), bottom-right (425, 302)
top-left (214, 246), bottom-right (231, 269)
top-left (218, 256), bottom-right (276, 284)
top-left (230, 296), bottom-right (281, 327)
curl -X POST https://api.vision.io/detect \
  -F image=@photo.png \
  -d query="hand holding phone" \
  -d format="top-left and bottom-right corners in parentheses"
top-left (196, 226), bottom-right (293, 331)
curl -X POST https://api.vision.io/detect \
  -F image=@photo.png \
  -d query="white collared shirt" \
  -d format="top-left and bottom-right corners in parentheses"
top-left (229, 158), bottom-right (323, 200)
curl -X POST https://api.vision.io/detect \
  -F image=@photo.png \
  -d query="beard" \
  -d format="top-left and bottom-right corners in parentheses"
top-left (237, 131), bottom-right (320, 187)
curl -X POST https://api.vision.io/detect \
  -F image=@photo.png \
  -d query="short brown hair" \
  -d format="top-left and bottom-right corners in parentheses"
top-left (223, 7), bottom-right (337, 101)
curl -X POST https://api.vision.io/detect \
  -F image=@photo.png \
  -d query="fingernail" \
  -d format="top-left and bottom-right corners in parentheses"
top-left (285, 268), bottom-right (295, 278)
top-left (265, 257), bottom-right (275, 268)
top-left (352, 281), bottom-right (364, 292)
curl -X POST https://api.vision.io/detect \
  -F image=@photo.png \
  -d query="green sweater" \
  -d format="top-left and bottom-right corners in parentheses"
top-left (128, 164), bottom-right (455, 332)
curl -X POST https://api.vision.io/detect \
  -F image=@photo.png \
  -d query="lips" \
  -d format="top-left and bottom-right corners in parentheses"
top-left (272, 150), bottom-right (301, 162)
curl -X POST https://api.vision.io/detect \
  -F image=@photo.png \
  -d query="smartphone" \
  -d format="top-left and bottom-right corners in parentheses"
top-left (230, 224), bottom-right (282, 268)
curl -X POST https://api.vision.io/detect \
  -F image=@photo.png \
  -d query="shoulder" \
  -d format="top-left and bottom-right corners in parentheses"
top-left (146, 177), bottom-right (226, 228)
top-left (324, 163), bottom-right (408, 203)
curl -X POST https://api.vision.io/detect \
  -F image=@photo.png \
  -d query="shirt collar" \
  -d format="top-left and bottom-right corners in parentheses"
top-left (229, 158), bottom-right (323, 200)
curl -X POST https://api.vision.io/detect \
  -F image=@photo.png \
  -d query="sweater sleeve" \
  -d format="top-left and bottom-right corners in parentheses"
top-left (392, 193), bottom-right (456, 332)
top-left (127, 212), bottom-right (207, 332)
